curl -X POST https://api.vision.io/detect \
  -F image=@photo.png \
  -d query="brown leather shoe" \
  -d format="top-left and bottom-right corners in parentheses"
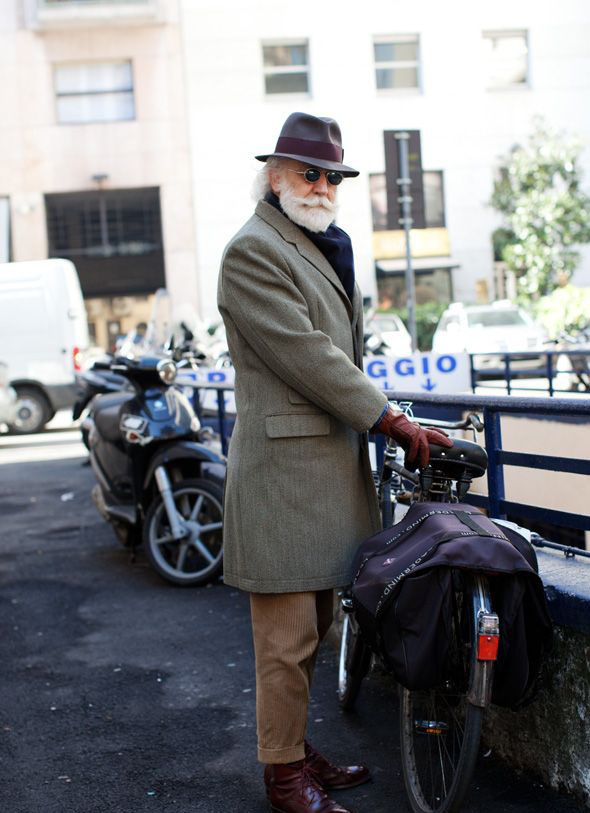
top-left (304, 742), bottom-right (370, 790)
top-left (266, 760), bottom-right (352, 812)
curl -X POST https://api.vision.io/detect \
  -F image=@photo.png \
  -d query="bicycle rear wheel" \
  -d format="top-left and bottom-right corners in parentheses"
top-left (399, 575), bottom-right (493, 813)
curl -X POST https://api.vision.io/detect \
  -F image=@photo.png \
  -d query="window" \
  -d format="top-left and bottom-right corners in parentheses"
top-left (45, 187), bottom-right (165, 297)
top-left (438, 314), bottom-right (461, 332)
top-left (369, 174), bottom-right (388, 231)
top-left (376, 268), bottom-right (453, 309)
top-left (262, 42), bottom-right (309, 95)
top-left (369, 171), bottom-right (445, 230)
top-left (374, 35), bottom-right (420, 91)
top-left (483, 31), bottom-right (528, 89)
top-left (466, 309), bottom-right (528, 328)
top-left (423, 171), bottom-right (445, 228)
top-left (54, 61), bottom-right (135, 124)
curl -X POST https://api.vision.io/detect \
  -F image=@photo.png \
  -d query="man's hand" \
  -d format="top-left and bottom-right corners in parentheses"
top-left (375, 407), bottom-right (453, 470)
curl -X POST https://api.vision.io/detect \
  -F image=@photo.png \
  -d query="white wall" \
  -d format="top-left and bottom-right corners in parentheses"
top-left (180, 0), bottom-right (590, 319)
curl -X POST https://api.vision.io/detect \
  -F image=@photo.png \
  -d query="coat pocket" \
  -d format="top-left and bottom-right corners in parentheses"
top-left (265, 413), bottom-right (330, 438)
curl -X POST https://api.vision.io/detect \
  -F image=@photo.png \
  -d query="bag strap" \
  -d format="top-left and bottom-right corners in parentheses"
top-left (373, 528), bottom-right (509, 620)
top-left (353, 507), bottom-right (501, 585)
top-left (352, 509), bottom-right (454, 583)
top-left (455, 510), bottom-right (507, 538)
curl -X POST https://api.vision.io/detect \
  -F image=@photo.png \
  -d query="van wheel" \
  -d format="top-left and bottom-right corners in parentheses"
top-left (10, 387), bottom-right (51, 434)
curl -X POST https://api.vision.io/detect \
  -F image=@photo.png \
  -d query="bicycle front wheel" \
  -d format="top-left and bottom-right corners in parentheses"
top-left (338, 612), bottom-right (371, 710)
top-left (399, 574), bottom-right (493, 813)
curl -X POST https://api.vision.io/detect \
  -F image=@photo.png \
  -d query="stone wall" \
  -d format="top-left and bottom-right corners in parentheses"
top-left (483, 627), bottom-right (590, 807)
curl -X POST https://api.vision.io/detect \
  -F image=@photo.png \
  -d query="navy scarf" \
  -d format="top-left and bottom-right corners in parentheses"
top-left (266, 193), bottom-right (355, 302)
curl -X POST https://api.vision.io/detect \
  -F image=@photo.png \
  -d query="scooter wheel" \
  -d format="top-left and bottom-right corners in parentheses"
top-left (143, 477), bottom-right (223, 587)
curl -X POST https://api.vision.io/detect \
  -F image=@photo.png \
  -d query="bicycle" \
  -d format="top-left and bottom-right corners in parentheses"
top-left (338, 406), bottom-right (500, 813)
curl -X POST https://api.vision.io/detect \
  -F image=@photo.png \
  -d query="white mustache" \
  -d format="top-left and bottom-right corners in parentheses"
top-left (290, 194), bottom-right (338, 212)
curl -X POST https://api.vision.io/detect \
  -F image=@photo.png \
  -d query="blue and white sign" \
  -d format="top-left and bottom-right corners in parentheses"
top-left (176, 352), bottom-right (469, 414)
top-left (364, 352), bottom-right (470, 394)
top-left (176, 367), bottom-right (236, 413)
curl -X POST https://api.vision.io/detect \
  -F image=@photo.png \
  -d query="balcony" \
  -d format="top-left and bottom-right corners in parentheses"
top-left (24, 0), bottom-right (161, 29)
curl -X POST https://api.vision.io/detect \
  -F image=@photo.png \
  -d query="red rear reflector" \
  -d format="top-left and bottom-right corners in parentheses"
top-left (478, 634), bottom-right (499, 661)
top-left (73, 346), bottom-right (82, 372)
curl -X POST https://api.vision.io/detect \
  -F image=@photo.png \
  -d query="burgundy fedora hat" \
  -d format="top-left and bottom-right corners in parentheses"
top-left (256, 111), bottom-right (359, 177)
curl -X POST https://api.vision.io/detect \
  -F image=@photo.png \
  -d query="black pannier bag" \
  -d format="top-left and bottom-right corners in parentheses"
top-left (350, 502), bottom-right (553, 709)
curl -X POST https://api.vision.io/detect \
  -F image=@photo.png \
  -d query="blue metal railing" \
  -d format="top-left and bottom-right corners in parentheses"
top-left (193, 385), bottom-right (590, 557)
top-left (469, 349), bottom-right (590, 397)
top-left (384, 390), bottom-right (590, 555)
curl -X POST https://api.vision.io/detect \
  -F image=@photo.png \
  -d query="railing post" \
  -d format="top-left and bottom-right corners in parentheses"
top-left (546, 352), bottom-right (554, 397)
top-left (483, 406), bottom-right (506, 519)
top-left (504, 354), bottom-right (512, 396)
top-left (217, 388), bottom-right (228, 457)
top-left (470, 354), bottom-right (477, 393)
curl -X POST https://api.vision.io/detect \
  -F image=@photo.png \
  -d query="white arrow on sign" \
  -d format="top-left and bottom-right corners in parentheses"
top-left (364, 352), bottom-right (470, 395)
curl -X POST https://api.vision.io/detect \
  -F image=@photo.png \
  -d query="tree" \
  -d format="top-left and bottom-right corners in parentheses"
top-left (491, 118), bottom-right (590, 300)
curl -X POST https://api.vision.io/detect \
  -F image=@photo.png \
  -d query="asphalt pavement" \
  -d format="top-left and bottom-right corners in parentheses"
top-left (0, 418), bottom-right (584, 813)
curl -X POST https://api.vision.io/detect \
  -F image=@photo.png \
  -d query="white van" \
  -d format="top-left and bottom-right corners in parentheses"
top-left (0, 259), bottom-right (89, 433)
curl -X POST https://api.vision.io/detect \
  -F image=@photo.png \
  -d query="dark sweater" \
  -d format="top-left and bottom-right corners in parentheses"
top-left (266, 193), bottom-right (356, 302)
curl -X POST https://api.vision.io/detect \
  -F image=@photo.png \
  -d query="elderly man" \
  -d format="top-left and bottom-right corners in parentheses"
top-left (217, 112), bottom-right (451, 813)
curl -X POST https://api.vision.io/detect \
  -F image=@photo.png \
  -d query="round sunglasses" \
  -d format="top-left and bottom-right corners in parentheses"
top-left (287, 167), bottom-right (344, 186)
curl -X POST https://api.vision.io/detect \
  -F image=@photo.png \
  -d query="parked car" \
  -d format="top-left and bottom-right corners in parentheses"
top-left (365, 312), bottom-right (413, 356)
top-left (432, 301), bottom-right (548, 371)
top-left (0, 362), bottom-right (17, 428)
top-left (0, 259), bottom-right (89, 433)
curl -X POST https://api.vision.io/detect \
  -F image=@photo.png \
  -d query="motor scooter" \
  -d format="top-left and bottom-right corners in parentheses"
top-left (73, 362), bottom-right (130, 450)
top-left (87, 354), bottom-right (225, 586)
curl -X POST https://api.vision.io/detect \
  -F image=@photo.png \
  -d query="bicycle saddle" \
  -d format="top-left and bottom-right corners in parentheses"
top-left (427, 437), bottom-right (488, 480)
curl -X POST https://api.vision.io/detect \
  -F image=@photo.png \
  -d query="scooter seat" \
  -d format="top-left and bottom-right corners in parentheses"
top-left (93, 392), bottom-right (136, 442)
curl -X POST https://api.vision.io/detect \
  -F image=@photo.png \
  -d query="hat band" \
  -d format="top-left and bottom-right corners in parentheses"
top-left (275, 136), bottom-right (342, 163)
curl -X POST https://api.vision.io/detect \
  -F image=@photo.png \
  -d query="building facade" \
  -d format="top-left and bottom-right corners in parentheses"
top-left (1, 0), bottom-right (198, 349)
top-left (1, 0), bottom-right (589, 337)
top-left (180, 0), bottom-right (590, 319)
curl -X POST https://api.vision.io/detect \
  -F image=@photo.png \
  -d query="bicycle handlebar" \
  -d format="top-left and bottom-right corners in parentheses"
top-left (408, 411), bottom-right (484, 433)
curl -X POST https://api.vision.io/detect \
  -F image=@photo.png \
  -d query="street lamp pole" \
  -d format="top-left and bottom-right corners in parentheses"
top-left (395, 132), bottom-right (417, 352)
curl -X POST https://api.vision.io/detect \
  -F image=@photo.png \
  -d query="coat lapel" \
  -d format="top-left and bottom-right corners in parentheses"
top-left (351, 284), bottom-right (364, 367)
top-left (351, 284), bottom-right (362, 333)
top-left (255, 201), bottom-right (353, 320)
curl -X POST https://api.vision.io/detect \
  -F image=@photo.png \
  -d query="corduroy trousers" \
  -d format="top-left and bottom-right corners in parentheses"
top-left (249, 590), bottom-right (335, 764)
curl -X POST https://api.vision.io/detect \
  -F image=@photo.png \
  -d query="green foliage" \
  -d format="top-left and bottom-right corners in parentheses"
top-left (534, 285), bottom-right (590, 338)
top-left (491, 227), bottom-right (517, 262)
top-left (491, 118), bottom-right (590, 300)
top-left (379, 302), bottom-right (447, 351)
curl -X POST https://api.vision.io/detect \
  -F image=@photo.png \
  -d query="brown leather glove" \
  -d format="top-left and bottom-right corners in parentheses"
top-left (375, 407), bottom-right (453, 470)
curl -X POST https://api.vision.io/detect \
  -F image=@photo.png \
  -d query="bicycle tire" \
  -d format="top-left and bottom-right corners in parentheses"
top-left (337, 613), bottom-right (371, 711)
top-left (399, 576), bottom-right (490, 813)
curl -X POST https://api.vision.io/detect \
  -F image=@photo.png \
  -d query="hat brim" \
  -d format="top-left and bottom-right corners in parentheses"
top-left (255, 152), bottom-right (359, 177)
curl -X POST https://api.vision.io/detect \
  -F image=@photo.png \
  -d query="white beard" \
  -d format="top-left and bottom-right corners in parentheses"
top-left (278, 185), bottom-right (339, 233)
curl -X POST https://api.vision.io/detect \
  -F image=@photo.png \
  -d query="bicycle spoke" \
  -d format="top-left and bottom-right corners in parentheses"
top-left (436, 732), bottom-right (448, 799)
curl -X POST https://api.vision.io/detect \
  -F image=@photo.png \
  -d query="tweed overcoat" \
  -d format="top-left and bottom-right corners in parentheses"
top-left (217, 200), bottom-right (388, 593)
